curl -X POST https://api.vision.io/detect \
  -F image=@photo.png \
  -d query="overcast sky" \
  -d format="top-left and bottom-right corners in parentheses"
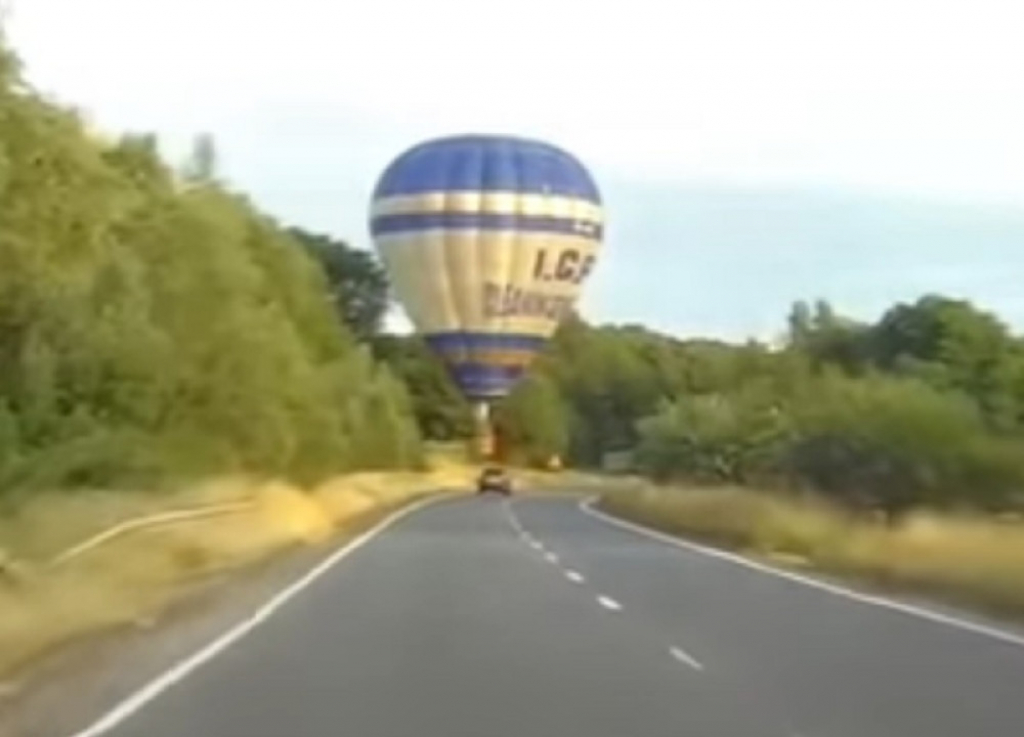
top-left (8, 0), bottom-right (1024, 339)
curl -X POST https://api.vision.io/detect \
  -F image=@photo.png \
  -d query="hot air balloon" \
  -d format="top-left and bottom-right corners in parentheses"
top-left (368, 134), bottom-right (604, 459)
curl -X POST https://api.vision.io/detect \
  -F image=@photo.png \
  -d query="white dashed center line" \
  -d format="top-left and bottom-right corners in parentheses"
top-left (504, 501), bottom-right (710, 678)
top-left (669, 646), bottom-right (704, 671)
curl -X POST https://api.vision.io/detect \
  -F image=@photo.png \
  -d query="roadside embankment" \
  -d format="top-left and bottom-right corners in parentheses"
top-left (0, 458), bottom-right (477, 680)
top-left (599, 484), bottom-right (1024, 618)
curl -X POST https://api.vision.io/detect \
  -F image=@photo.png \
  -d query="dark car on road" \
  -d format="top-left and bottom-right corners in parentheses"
top-left (476, 466), bottom-right (512, 496)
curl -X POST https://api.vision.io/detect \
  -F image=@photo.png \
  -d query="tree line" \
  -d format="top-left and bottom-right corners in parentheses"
top-left (5, 29), bottom-right (1024, 518)
top-left (293, 218), bottom-right (1024, 517)
top-left (0, 37), bottom-right (421, 499)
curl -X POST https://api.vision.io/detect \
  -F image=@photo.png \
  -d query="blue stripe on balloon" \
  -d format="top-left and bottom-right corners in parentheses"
top-left (427, 333), bottom-right (546, 399)
top-left (370, 212), bottom-right (603, 239)
top-left (372, 135), bottom-right (601, 204)
top-left (425, 332), bottom-right (547, 352)
top-left (447, 363), bottom-right (527, 400)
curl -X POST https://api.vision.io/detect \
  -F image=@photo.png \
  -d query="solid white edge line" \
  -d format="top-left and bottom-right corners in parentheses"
top-left (597, 595), bottom-right (622, 611)
top-left (565, 570), bottom-right (585, 584)
top-left (66, 493), bottom-right (453, 737)
top-left (579, 497), bottom-right (1024, 649)
top-left (669, 646), bottom-right (704, 671)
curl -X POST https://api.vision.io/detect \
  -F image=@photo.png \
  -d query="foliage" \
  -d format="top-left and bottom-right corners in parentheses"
top-left (289, 228), bottom-right (390, 344)
top-left (0, 38), bottom-right (421, 495)
top-left (371, 334), bottom-right (474, 442)
top-left (9, 25), bottom-right (1024, 514)
top-left (626, 297), bottom-right (1024, 515)
top-left (496, 372), bottom-right (569, 467)
top-left (339, 236), bottom-right (1024, 510)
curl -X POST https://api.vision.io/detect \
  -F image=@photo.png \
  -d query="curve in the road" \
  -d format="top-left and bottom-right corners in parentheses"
top-left (510, 494), bottom-right (1024, 737)
top-left (67, 494), bottom-right (452, 737)
top-left (502, 498), bottom-right (707, 675)
top-left (58, 491), bottom-right (1024, 737)
top-left (577, 495), bottom-right (1024, 650)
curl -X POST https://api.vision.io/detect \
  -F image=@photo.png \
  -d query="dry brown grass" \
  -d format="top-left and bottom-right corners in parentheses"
top-left (0, 453), bottom-right (481, 680)
top-left (0, 444), bottom-right (612, 680)
top-left (601, 484), bottom-right (1024, 617)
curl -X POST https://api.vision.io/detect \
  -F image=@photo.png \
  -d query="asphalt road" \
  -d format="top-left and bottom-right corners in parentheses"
top-left (73, 495), bottom-right (1024, 737)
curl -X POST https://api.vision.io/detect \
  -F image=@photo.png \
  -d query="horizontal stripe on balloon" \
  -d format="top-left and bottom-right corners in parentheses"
top-left (371, 191), bottom-right (603, 224)
top-left (424, 332), bottom-right (548, 352)
top-left (372, 135), bottom-right (601, 204)
top-left (370, 212), bottom-right (603, 240)
top-left (372, 229), bottom-right (596, 335)
top-left (446, 362), bottom-right (528, 400)
top-left (425, 335), bottom-right (542, 369)
top-left (436, 350), bottom-right (537, 369)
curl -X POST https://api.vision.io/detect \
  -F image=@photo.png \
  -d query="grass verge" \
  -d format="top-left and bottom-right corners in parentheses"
top-left (0, 455), bottom-right (479, 681)
top-left (599, 484), bottom-right (1024, 619)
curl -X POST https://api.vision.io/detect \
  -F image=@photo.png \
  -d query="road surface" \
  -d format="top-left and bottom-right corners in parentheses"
top-left (72, 495), bottom-right (1024, 737)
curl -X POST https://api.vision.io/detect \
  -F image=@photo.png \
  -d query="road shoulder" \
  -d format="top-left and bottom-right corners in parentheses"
top-left (0, 496), bottom-right (444, 737)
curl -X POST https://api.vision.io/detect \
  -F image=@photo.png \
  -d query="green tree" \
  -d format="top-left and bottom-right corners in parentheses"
top-left (787, 298), bottom-right (870, 374)
top-left (786, 371), bottom-right (1021, 515)
top-left (290, 228), bottom-right (391, 344)
top-left (869, 295), bottom-right (1022, 429)
top-left (372, 335), bottom-right (473, 441)
top-left (497, 373), bottom-right (569, 466)
top-left (0, 35), bottom-right (422, 494)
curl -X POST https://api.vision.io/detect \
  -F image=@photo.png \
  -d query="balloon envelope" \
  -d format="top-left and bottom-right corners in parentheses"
top-left (369, 134), bottom-right (603, 401)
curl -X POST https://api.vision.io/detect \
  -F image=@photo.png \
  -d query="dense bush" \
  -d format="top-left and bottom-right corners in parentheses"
top-left (626, 300), bottom-right (1024, 514)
